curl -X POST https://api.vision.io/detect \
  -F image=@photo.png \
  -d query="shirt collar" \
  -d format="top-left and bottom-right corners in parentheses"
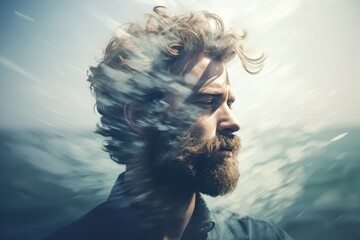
top-left (181, 192), bottom-right (215, 239)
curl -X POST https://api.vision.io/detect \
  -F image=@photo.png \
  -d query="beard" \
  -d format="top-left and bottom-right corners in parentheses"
top-left (146, 131), bottom-right (241, 197)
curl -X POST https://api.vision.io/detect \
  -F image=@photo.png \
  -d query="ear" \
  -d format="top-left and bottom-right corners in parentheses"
top-left (123, 101), bottom-right (146, 134)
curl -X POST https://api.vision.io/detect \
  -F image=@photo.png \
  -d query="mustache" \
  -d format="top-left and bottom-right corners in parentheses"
top-left (176, 134), bottom-right (241, 159)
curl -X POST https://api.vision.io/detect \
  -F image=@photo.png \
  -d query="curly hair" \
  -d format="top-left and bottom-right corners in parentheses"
top-left (88, 6), bottom-right (264, 164)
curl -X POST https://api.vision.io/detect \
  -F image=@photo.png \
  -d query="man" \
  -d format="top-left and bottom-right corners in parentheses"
top-left (46, 6), bottom-right (292, 240)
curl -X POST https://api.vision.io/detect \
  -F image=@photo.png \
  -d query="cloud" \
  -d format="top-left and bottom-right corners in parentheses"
top-left (0, 55), bottom-right (40, 83)
top-left (14, 10), bottom-right (35, 22)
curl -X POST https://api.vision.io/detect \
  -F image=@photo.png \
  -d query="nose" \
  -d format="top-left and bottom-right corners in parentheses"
top-left (217, 105), bottom-right (240, 136)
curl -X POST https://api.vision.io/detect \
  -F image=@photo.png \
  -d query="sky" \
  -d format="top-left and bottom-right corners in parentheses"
top-left (0, 0), bottom-right (359, 130)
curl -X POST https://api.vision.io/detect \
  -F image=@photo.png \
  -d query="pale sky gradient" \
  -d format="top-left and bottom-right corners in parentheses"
top-left (0, 0), bottom-right (359, 130)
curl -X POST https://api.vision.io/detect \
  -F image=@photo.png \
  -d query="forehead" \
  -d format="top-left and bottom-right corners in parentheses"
top-left (185, 57), bottom-right (232, 94)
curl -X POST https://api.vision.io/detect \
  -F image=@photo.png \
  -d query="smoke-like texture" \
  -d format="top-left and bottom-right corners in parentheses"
top-left (1, 127), bottom-right (359, 239)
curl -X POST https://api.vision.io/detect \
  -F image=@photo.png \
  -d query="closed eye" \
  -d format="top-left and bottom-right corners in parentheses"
top-left (195, 98), bottom-right (218, 108)
top-left (190, 93), bottom-right (222, 107)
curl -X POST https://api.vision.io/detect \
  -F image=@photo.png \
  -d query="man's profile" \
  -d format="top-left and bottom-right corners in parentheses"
top-left (45, 6), bottom-right (292, 240)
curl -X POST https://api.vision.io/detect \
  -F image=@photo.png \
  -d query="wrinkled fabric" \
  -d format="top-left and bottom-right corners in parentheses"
top-left (45, 173), bottom-right (293, 240)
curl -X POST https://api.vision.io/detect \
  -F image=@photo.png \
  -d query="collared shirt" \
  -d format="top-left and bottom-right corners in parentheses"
top-left (45, 173), bottom-right (293, 240)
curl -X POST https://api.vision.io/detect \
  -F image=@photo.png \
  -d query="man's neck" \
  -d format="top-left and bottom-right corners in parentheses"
top-left (124, 163), bottom-right (196, 240)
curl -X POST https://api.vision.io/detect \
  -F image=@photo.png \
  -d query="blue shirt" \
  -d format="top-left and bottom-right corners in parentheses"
top-left (45, 174), bottom-right (293, 240)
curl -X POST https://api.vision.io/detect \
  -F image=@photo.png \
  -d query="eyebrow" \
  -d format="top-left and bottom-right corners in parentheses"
top-left (199, 82), bottom-right (235, 96)
top-left (193, 90), bottom-right (236, 102)
top-left (198, 82), bottom-right (228, 93)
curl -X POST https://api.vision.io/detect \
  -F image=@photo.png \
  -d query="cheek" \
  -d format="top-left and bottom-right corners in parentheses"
top-left (194, 115), bottom-right (217, 140)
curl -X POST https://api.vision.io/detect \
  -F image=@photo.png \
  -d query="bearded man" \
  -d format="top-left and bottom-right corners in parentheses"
top-left (45, 6), bottom-right (293, 240)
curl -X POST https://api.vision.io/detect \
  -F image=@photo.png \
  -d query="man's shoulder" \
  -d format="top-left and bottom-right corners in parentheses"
top-left (209, 209), bottom-right (293, 240)
top-left (44, 200), bottom-right (147, 240)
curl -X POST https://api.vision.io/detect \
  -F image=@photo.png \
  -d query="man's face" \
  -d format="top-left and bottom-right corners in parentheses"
top-left (147, 57), bottom-right (241, 197)
top-left (186, 57), bottom-right (240, 143)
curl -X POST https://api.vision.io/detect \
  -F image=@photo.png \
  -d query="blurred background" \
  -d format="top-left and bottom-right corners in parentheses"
top-left (0, 0), bottom-right (359, 239)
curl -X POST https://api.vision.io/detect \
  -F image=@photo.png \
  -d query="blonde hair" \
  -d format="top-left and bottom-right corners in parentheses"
top-left (88, 6), bottom-right (264, 164)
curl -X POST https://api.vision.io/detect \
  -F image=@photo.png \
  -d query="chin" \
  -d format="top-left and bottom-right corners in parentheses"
top-left (195, 157), bottom-right (240, 197)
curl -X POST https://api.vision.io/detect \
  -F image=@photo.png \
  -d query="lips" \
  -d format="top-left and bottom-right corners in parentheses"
top-left (216, 148), bottom-right (233, 158)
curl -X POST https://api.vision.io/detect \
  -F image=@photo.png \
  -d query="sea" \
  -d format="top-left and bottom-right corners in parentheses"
top-left (0, 126), bottom-right (359, 240)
